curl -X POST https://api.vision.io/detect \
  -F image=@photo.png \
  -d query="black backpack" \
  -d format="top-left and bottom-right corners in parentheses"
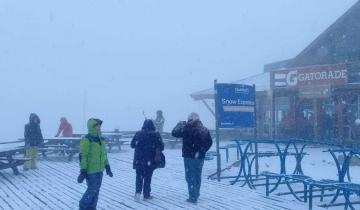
top-left (154, 150), bottom-right (166, 169)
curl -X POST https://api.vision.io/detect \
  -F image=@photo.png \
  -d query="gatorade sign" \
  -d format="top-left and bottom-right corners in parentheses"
top-left (271, 63), bottom-right (347, 88)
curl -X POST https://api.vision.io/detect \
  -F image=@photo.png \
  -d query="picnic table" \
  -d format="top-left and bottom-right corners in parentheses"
top-left (102, 133), bottom-right (129, 152)
top-left (16, 132), bottom-right (131, 162)
top-left (40, 135), bottom-right (129, 159)
top-left (258, 142), bottom-right (360, 210)
top-left (0, 147), bottom-right (28, 175)
top-left (40, 137), bottom-right (82, 161)
top-left (300, 148), bottom-right (360, 210)
top-left (44, 137), bottom-right (81, 144)
top-left (230, 139), bottom-right (309, 189)
top-left (76, 132), bottom-right (130, 152)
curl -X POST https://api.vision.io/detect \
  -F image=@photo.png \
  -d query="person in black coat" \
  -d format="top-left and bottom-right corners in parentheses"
top-left (172, 112), bottom-right (212, 204)
top-left (131, 119), bottom-right (164, 200)
top-left (24, 113), bottom-right (44, 170)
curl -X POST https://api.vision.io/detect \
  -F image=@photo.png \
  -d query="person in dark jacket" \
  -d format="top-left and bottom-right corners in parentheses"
top-left (172, 112), bottom-right (213, 204)
top-left (131, 119), bottom-right (164, 200)
top-left (24, 113), bottom-right (44, 170)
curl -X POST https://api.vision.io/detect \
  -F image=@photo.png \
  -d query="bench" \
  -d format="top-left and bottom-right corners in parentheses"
top-left (326, 183), bottom-right (360, 210)
top-left (38, 145), bottom-right (79, 161)
top-left (0, 148), bottom-right (29, 175)
top-left (0, 157), bottom-right (31, 175)
top-left (263, 171), bottom-right (360, 210)
top-left (262, 171), bottom-right (312, 202)
top-left (310, 182), bottom-right (360, 210)
top-left (39, 145), bottom-right (69, 154)
top-left (306, 179), bottom-right (342, 210)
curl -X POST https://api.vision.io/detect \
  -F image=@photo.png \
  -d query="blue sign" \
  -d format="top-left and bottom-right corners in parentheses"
top-left (216, 83), bottom-right (256, 128)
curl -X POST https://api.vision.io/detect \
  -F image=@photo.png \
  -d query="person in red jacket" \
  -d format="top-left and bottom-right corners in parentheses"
top-left (55, 117), bottom-right (73, 137)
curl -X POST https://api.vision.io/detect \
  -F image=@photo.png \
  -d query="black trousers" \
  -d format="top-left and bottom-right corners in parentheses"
top-left (136, 165), bottom-right (154, 198)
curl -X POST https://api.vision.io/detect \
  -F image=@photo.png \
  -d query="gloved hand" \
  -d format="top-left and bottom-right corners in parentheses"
top-left (77, 169), bottom-right (87, 183)
top-left (105, 165), bottom-right (113, 177)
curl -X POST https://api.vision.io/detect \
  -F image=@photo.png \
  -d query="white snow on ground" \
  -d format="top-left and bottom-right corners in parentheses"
top-left (0, 143), bottom-right (320, 210)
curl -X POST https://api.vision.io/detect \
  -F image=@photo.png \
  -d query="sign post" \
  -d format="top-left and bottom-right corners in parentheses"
top-left (214, 80), bottom-right (221, 181)
top-left (214, 82), bottom-right (256, 181)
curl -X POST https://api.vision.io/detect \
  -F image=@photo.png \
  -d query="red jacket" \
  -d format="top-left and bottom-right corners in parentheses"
top-left (56, 118), bottom-right (73, 137)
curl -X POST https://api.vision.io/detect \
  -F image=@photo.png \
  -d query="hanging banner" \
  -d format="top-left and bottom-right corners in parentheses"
top-left (216, 83), bottom-right (256, 128)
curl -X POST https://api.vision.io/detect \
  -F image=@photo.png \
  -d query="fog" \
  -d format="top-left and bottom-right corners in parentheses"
top-left (0, 0), bottom-right (356, 139)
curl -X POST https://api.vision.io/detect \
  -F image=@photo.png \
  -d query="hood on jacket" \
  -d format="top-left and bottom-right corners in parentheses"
top-left (87, 118), bottom-right (103, 136)
top-left (141, 119), bottom-right (156, 132)
top-left (60, 117), bottom-right (68, 124)
top-left (29, 113), bottom-right (40, 125)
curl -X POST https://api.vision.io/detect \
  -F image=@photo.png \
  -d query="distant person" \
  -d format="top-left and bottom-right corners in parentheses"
top-left (78, 118), bottom-right (113, 210)
top-left (131, 119), bottom-right (164, 200)
top-left (280, 113), bottom-right (294, 138)
top-left (24, 113), bottom-right (44, 170)
top-left (55, 117), bottom-right (73, 137)
top-left (351, 118), bottom-right (360, 140)
top-left (154, 110), bottom-right (165, 133)
top-left (318, 112), bottom-right (333, 140)
top-left (172, 112), bottom-right (213, 204)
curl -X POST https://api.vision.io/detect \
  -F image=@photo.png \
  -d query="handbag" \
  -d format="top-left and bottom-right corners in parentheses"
top-left (154, 149), bottom-right (166, 169)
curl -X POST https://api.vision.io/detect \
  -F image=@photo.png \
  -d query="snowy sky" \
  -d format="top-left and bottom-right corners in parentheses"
top-left (0, 0), bottom-right (357, 139)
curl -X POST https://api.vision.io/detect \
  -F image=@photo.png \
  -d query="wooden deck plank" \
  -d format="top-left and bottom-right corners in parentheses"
top-left (0, 147), bottom-right (317, 210)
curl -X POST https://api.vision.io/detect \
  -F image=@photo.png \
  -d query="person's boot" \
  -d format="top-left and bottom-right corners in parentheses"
top-left (31, 162), bottom-right (37, 170)
top-left (23, 162), bottom-right (30, 171)
top-left (134, 193), bottom-right (141, 201)
top-left (186, 197), bottom-right (197, 204)
top-left (144, 195), bottom-right (154, 200)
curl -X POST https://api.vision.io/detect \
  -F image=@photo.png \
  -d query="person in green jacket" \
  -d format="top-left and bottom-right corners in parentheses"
top-left (78, 118), bottom-right (113, 210)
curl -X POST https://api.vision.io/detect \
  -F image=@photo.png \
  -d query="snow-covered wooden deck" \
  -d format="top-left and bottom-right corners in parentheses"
top-left (0, 146), bottom-right (318, 210)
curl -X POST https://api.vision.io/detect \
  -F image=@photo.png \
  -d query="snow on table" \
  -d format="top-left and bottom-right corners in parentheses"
top-left (0, 146), bottom-right (320, 210)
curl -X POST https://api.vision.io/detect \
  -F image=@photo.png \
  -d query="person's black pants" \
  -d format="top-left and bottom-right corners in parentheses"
top-left (136, 165), bottom-right (154, 198)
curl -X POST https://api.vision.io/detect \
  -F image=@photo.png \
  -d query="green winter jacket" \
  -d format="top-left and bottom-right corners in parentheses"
top-left (80, 119), bottom-right (109, 174)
